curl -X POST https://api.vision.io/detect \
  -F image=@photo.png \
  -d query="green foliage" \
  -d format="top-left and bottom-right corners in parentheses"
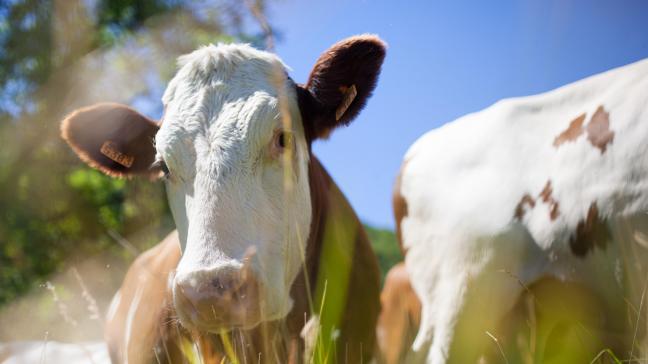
top-left (364, 224), bottom-right (403, 284)
top-left (0, 0), bottom-right (260, 307)
top-left (0, 153), bottom-right (167, 304)
top-left (0, 0), bottom-right (53, 120)
top-left (94, 0), bottom-right (181, 47)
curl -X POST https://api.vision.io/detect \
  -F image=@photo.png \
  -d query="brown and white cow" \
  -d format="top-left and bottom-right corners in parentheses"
top-left (395, 58), bottom-right (648, 363)
top-left (61, 35), bottom-right (385, 363)
top-left (376, 263), bottom-right (421, 364)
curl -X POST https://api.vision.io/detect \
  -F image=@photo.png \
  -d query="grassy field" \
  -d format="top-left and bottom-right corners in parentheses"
top-left (0, 224), bottom-right (402, 343)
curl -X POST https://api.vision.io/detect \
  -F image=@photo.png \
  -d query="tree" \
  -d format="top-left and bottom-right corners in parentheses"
top-left (0, 0), bottom-right (269, 306)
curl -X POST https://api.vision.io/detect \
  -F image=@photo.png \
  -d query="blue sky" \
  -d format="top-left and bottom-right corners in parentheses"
top-left (264, 0), bottom-right (648, 228)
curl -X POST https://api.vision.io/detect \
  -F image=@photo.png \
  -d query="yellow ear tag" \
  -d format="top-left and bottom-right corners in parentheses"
top-left (335, 84), bottom-right (357, 121)
top-left (100, 141), bottom-right (134, 168)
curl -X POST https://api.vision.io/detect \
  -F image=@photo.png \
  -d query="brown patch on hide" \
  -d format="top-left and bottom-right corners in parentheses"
top-left (514, 194), bottom-right (536, 220)
top-left (553, 106), bottom-right (614, 153)
top-left (569, 202), bottom-right (611, 257)
top-left (104, 231), bottom-right (181, 363)
top-left (393, 163), bottom-right (409, 255)
top-left (539, 180), bottom-right (560, 221)
top-left (304, 157), bottom-right (381, 363)
top-left (586, 106), bottom-right (614, 153)
top-left (553, 113), bottom-right (586, 147)
top-left (514, 180), bottom-right (560, 221)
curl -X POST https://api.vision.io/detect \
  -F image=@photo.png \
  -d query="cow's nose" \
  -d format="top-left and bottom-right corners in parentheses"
top-left (174, 267), bottom-right (261, 329)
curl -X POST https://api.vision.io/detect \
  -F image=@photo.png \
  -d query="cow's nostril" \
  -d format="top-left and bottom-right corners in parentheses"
top-left (212, 274), bottom-right (241, 295)
top-left (212, 277), bottom-right (222, 290)
top-left (212, 276), bottom-right (233, 295)
top-left (208, 273), bottom-right (256, 302)
top-left (233, 281), bottom-right (247, 299)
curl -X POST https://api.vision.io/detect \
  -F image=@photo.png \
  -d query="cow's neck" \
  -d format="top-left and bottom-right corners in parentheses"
top-left (285, 154), bottom-right (378, 364)
top-left (284, 155), bottom-right (336, 332)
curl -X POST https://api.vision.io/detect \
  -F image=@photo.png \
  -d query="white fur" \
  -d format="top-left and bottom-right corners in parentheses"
top-left (155, 43), bottom-right (312, 328)
top-left (124, 285), bottom-right (143, 364)
top-left (399, 58), bottom-right (648, 363)
top-left (105, 290), bottom-right (121, 323)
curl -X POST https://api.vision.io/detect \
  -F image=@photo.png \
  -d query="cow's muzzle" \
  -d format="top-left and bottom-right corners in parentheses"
top-left (173, 263), bottom-right (262, 331)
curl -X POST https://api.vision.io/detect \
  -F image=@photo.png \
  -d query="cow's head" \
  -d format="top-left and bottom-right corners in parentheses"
top-left (61, 35), bottom-right (385, 331)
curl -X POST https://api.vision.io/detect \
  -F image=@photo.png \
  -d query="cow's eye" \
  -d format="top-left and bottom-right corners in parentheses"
top-left (161, 162), bottom-right (170, 178)
top-left (270, 130), bottom-right (294, 159)
top-left (274, 130), bottom-right (293, 152)
top-left (153, 159), bottom-right (170, 179)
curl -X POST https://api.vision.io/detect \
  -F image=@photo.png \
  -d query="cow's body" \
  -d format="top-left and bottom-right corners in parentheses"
top-left (396, 58), bottom-right (648, 363)
top-left (376, 263), bottom-right (421, 364)
top-left (106, 157), bottom-right (380, 363)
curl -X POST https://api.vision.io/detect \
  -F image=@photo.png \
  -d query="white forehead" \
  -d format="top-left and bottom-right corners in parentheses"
top-left (163, 43), bottom-right (290, 105)
top-left (157, 43), bottom-right (300, 164)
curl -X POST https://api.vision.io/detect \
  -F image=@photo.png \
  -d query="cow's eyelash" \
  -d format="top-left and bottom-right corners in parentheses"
top-left (152, 159), bottom-right (171, 179)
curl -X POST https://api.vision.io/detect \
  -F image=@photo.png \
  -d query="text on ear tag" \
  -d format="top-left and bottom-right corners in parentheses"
top-left (335, 84), bottom-right (357, 121)
top-left (100, 141), bottom-right (135, 168)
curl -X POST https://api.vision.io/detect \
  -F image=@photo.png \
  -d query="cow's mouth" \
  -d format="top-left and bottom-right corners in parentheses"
top-left (174, 287), bottom-right (263, 332)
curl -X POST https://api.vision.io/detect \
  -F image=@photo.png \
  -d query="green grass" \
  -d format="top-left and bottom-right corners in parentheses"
top-left (364, 224), bottom-right (403, 285)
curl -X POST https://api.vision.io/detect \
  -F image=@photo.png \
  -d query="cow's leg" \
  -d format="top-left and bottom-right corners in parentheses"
top-left (376, 263), bottom-right (422, 364)
top-left (408, 233), bottom-right (538, 364)
top-left (427, 272), bottom-right (523, 363)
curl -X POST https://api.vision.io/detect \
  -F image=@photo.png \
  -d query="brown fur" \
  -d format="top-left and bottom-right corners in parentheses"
top-left (553, 105), bottom-right (613, 153)
top-left (586, 106), bottom-right (614, 153)
top-left (299, 35), bottom-right (386, 141)
top-left (553, 113), bottom-right (586, 147)
top-left (60, 103), bottom-right (162, 178)
top-left (514, 194), bottom-right (536, 220)
top-left (513, 180), bottom-right (561, 221)
top-left (104, 157), bottom-right (380, 363)
top-left (376, 263), bottom-right (421, 364)
top-left (569, 202), bottom-right (611, 257)
top-left (104, 231), bottom-right (180, 363)
top-left (539, 180), bottom-right (560, 221)
top-left (392, 163), bottom-right (409, 255)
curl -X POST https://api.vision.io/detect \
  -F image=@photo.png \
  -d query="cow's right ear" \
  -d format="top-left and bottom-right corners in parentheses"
top-left (61, 103), bottom-right (162, 178)
top-left (298, 34), bottom-right (386, 141)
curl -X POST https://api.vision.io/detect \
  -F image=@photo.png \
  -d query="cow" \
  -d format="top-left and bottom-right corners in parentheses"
top-left (394, 58), bottom-right (648, 363)
top-left (376, 263), bottom-right (421, 364)
top-left (60, 35), bottom-right (385, 363)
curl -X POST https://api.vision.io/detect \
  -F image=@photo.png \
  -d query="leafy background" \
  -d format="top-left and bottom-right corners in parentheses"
top-left (0, 0), bottom-right (400, 341)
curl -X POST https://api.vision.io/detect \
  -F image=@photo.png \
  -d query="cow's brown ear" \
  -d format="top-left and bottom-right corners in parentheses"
top-left (299, 34), bottom-right (386, 140)
top-left (61, 103), bottom-right (161, 178)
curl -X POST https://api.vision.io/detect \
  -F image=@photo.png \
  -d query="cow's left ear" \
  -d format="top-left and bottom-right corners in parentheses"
top-left (60, 103), bottom-right (162, 178)
top-left (298, 34), bottom-right (386, 140)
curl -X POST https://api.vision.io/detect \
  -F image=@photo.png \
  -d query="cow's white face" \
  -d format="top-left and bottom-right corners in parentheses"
top-left (60, 34), bottom-right (386, 332)
top-left (156, 44), bottom-right (312, 329)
